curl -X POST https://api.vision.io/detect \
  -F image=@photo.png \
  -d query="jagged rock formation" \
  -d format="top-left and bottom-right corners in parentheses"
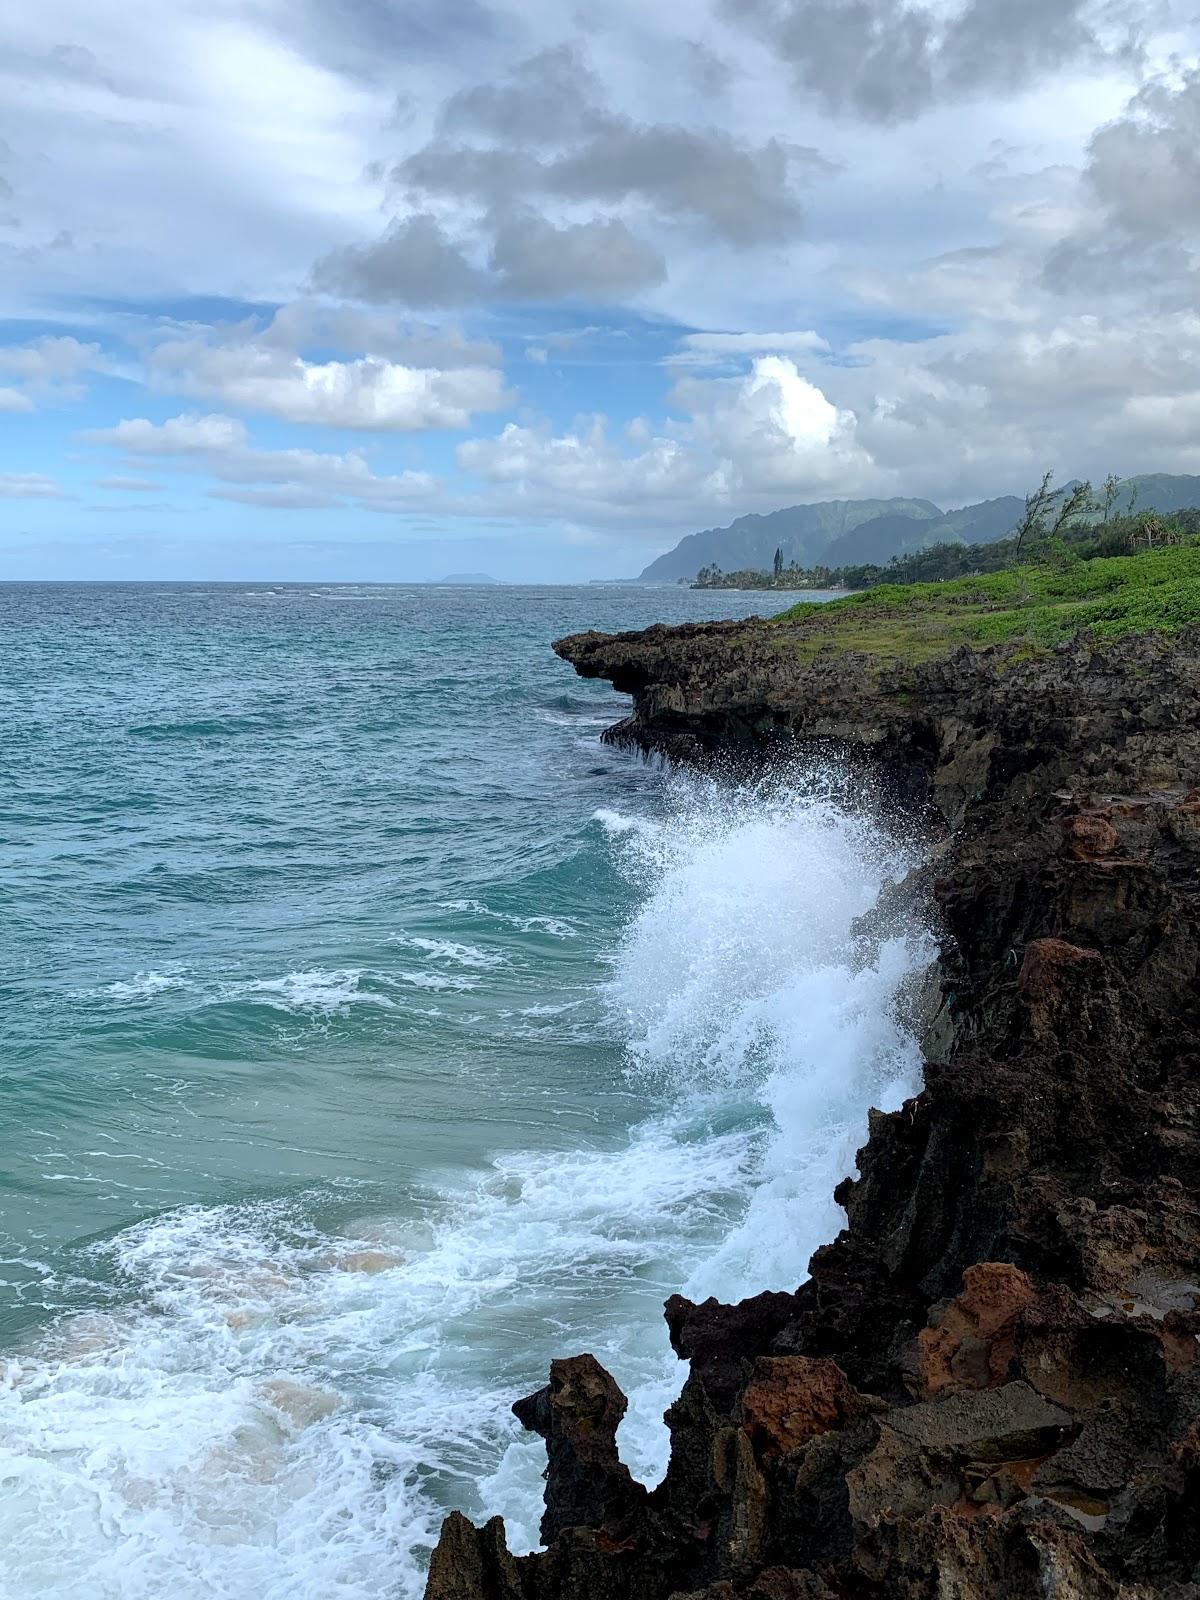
top-left (425, 624), bottom-right (1200, 1600)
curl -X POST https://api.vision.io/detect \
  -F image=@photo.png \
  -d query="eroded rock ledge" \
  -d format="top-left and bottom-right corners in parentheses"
top-left (426, 625), bottom-right (1200, 1600)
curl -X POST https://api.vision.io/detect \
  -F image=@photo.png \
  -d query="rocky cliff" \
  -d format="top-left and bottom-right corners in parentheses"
top-left (425, 620), bottom-right (1200, 1600)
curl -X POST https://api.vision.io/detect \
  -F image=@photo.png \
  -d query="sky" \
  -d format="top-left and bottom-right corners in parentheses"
top-left (1, 0), bottom-right (1198, 581)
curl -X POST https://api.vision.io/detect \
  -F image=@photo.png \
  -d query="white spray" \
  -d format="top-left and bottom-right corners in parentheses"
top-left (0, 766), bottom-right (929, 1599)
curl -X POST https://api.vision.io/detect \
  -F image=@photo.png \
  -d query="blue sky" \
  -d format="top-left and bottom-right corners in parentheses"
top-left (2, 1), bottom-right (1199, 580)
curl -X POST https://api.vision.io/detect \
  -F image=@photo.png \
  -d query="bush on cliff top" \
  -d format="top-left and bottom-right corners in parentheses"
top-left (773, 541), bottom-right (1200, 661)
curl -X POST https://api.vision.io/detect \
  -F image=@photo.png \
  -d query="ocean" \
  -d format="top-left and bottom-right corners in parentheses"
top-left (0, 582), bottom-right (927, 1600)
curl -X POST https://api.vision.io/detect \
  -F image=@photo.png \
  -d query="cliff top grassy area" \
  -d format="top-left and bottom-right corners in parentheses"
top-left (772, 542), bottom-right (1200, 663)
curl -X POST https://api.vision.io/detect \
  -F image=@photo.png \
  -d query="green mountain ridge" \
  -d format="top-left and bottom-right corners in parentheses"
top-left (637, 498), bottom-right (941, 583)
top-left (638, 475), bottom-right (1200, 583)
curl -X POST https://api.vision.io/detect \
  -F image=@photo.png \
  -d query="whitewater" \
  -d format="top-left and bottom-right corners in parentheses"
top-left (0, 583), bottom-right (928, 1600)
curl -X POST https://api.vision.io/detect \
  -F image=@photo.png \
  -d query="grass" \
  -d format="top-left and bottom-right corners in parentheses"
top-left (770, 542), bottom-right (1200, 664)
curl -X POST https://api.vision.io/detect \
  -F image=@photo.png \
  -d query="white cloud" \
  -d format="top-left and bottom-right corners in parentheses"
top-left (458, 356), bottom-right (876, 524)
top-left (95, 413), bottom-right (248, 454)
top-left (690, 355), bottom-right (868, 489)
top-left (149, 335), bottom-right (509, 430)
top-left (0, 334), bottom-right (102, 408)
top-left (87, 412), bottom-right (436, 510)
top-left (459, 419), bottom-right (708, 508)
top-left (0, 471), bottom-right (64, 498)
top-left (5, 0), bottom-right (1200, 568)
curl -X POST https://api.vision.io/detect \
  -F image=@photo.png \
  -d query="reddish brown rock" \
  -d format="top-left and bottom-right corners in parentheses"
top-left (740, 1357), bottom-right (866, 1461)
top-left (1016, 938), bottom-right (1104, 1046)
top-left (906, 1263), bottom-right (1038, 1399)
top-left (1061, 813), bottom-right (1121, 859)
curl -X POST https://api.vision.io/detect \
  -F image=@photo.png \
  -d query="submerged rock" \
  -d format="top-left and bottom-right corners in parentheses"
top-left (424, 624), bottom-right (1200, 1599)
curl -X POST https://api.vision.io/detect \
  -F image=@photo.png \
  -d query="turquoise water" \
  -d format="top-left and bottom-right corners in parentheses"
top-left (0, 582), bottom-right (925, 1600)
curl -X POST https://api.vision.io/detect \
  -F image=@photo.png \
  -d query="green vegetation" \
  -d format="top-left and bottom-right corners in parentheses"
top-left (770, 542), bottom-right (1200, 664)
top-left (693, 560), bottom-right (821, 590)
top-left (694, 476), bottom-right (1200, 594)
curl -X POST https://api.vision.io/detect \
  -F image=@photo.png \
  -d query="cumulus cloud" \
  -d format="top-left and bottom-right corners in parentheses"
top-left (457, 280), bottom-right (1200, 533)
top-left (148, 328), bottom-right (508, 430)
top-left (95, 413), bottom-right (247, 454)
top-left (724, 0), bottom-right (1144, 123)
top-left (800, 301), bottom-right (1200, 500)
top-left (459, 420), bottom-right (707, 509)
top-left (680, 356), bottom-right (868, 493)
top-left (458, 356), bottom-right (876, 523)
top-left (0, 334), bottom-right (102, 407)
top-left (87, 413), bottom-right (436, 511)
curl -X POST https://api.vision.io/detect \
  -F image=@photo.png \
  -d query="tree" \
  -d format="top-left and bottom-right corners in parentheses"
top-left (773, 546), bottom-right (783, 578)
top-left (1013, 470), bottom-right (1056, 556)
top-left (1013, 473), bottom-right (1095, 555)
top-left (1049, 479), bottom-right (1095, 537)
top-left (1101, 474), bottom-right (1122, 524)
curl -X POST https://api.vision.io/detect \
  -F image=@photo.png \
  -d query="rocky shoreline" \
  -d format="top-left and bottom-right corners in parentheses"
top-left (425, 621), bottom-right (1200, 1600)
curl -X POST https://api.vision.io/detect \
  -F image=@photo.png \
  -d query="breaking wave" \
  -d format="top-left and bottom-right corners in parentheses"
top-left (0, 768), bottom-right (928, 1600)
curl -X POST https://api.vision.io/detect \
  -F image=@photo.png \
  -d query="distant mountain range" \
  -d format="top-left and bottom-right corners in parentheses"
top-left (637, 475), bottom-right (1200, 583)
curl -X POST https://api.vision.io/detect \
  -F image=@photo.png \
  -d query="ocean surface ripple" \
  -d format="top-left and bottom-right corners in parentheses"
top-left (0, 583), bottom-right (926, 1600)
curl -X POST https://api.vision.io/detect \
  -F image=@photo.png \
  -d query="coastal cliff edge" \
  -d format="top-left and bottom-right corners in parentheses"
top-left (425, 618), bottom-right (1200, 1600)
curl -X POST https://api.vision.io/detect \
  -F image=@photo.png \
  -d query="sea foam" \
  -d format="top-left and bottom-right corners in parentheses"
top-left (0, 768), bottom-right (927, 1599)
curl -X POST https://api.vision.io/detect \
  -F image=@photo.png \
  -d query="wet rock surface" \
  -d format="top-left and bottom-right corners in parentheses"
top-left (425, 625), bottom-right (1200, 1600)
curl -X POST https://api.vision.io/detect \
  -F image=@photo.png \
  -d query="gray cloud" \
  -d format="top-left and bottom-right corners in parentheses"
top-left (394, 45), bottom-right (824, 244)
top-left (1081, 69), bottom-right (1200, 237)
top-left (438, 43), bottom-right (609, 144)
top-left (318, 40), bottom-right (827, 309)
top-left (683, 40), bottom-right (738, 97)
top-left (489, 213), bottom-right (665, 297)
top-left (315, 206), bottom-right (666, 304)
top-left (723, 0), bottom-right (1142, 123)
top-left (313, 214), bottom-right (485, 307)
top-left (1042, 69), bottom-right (1200, 298)
top-left (542, 126), bottom-right (819, 244)
top-left (395, 146), bottom-right (542, 207)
